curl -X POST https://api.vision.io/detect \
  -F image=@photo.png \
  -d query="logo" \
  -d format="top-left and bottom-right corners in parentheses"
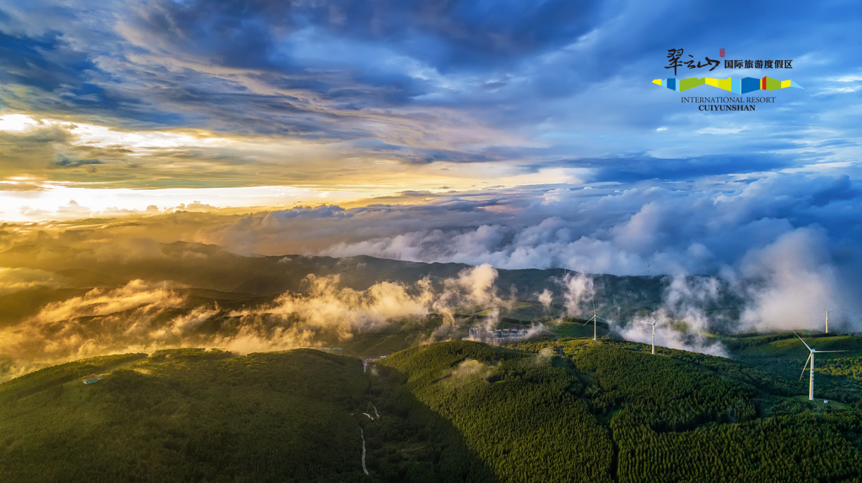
top-left (651, 77), bottom-right (803, 93)
top-left (654, 49), bottom-right (803, 112)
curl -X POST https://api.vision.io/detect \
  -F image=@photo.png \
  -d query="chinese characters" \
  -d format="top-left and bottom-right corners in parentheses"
top-left (724, 59), bottom-right (792, 69)
top-left (666, 49), bottom-right (719, 76)
top-left (666, 49), bottom-right (793, 76)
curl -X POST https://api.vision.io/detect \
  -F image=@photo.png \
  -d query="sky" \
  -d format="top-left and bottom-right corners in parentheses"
top-left (1, 1), bottom-right (862, 317)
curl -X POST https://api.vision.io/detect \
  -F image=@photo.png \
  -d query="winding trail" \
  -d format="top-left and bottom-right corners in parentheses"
top-left (360, 428), bottom-right (369, 475)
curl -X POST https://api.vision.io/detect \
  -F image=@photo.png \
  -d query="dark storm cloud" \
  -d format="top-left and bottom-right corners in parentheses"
top-left (130, 0), bottom-right (600, 72)
top-left (0, 31), bottom-right (97, 93)
top-left (0, 30), bottom-right (187, 126)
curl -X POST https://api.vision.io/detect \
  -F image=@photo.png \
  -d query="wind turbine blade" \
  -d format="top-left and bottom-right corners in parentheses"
top-left (582, 316), bottom-right (595, 326)
top-left (813, 350), bottom-right (849, 353)
top-left (793, 331), bottom-right (812, 351)
top-left (800, 352), bottom-right (812, 381)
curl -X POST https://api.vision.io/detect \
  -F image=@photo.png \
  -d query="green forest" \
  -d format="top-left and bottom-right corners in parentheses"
top-left (1, 348), bottom-right (496, 483)
top-left (3, 335), bottom-right (862, 482)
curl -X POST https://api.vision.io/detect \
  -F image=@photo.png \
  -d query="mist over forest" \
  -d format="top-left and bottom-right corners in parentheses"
top-left (1, 213), bottom-right (857, 381)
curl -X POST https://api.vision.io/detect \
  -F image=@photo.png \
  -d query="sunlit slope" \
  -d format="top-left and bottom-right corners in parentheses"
top-left (728, 333), bottom-right (862, 359)
top-left (0, 353), bottom-right (148, 403)
top-left (722, 333), bottom-right (862, 405)
top-left (548, 318), bottom-right (614, 338)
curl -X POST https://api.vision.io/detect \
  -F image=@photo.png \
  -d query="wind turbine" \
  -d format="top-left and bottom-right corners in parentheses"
top-left (582, 301), bottom-right (600, 341)
top-left (794, 331), bottom-right (847, 401)
top-left (647, 318), bottom-right (657, 354)
top-left (825, 310), bottom-right (831, 334)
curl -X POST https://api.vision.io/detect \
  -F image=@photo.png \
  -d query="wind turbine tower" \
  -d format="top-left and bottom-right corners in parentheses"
top-left (825, 310), bottom-right (831, 334)
top-left (650, 319), bottom-right (657, 354)
top-left (794, 331), bottom-right (846, 400)
top-left (583, 302), bottom-right (598, 341)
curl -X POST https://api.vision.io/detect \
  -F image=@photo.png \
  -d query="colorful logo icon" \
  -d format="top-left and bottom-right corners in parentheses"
top-left (652, 76), bottom-right (803, 94)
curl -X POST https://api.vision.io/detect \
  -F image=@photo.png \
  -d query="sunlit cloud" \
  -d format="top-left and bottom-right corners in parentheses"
top-left (0, 114), bottom-right (233, 150)
top-left (0, 183), bottom-right (372, 222)
top-left (0, 114), bottom-right (42, 132)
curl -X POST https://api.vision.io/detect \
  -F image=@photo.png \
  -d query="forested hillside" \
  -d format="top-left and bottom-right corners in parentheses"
top-left (3, 339), bottom-right (862, 482)
top-left (563, 341), bottom-right (862, 482)
top-left (382, 339), bottom-right (862, 483)
top-left (380, 342), bottom-right (615, 483)
top-left (0, 348), bottom-right (492, 483)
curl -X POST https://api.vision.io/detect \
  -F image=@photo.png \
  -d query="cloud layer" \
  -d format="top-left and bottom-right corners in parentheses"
top-left (0, 1), bottom-right (859, 197)
top-left (0, 264), bottom-right (516, 380)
